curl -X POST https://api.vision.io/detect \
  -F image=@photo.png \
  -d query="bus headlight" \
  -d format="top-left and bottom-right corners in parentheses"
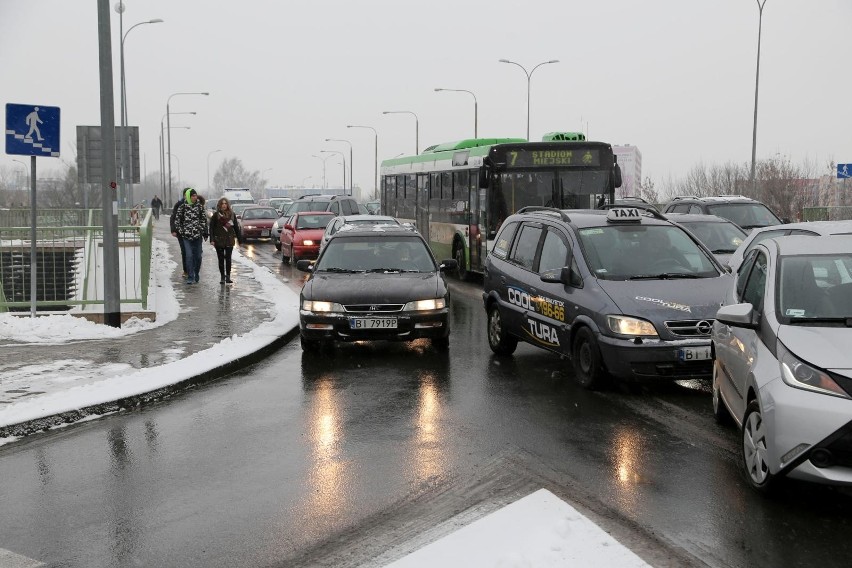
top-left (403, 298), bottom-right (446, 311)
top-left (607, 315), bottom-right (658, 337)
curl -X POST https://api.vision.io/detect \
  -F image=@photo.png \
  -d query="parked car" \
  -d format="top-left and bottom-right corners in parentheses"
top-left (726, 220), bottom-right (852, 272)
top-left (712, 235), bottom-right (852, 491)
top-left (295, 226), bottom-right (457, 351)
top-left (663, 195), bottom-right (784, 231)
top-left (320, 214), bottom-right (400, 252)
top-left (483, 206), bottom-right (732, 389)
top-left (666, 213), bottom-right (748, 266)
top-left (238, 206), bottom-right (279, 242)
top-left (280, 211), bottom-right (335, 264)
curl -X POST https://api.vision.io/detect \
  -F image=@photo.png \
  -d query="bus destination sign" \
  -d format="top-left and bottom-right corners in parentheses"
top-left (507, 148), bottom-right (600, 168)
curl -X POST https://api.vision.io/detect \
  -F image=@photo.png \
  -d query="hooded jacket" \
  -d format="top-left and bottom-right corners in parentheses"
top-left (176, 189), bottom-right (209, 240)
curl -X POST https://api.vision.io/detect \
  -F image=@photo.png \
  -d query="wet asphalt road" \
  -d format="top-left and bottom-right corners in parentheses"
top-left (1, 241), bottom-right (852, 568)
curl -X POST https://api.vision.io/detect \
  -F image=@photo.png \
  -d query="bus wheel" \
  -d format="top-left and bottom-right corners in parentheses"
top-left (454, 242), bottom-right (469, 281)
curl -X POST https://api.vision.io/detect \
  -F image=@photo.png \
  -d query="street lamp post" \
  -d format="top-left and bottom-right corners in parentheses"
top-left (117, 7), bottom-right (163, 210)
top-left (498, 58), bottom-right (559, 140)
top-left (434, 88), bottom-right (478, 138)
top-left (311, 154), bottom-right (330, 189)
top-left (325, 138), bottom-right (353, 196)
top-left (166, 91), bottom-right (209, 205)
top-left (207, 149), bottom-right (222, 193)
top-left (160, 111), bottom-right (195, 201)
top-left (347, 125), bottom-right (378, 199)
top-left (168, 153), bottom-right (181, 188)
top-left (301, 176), bottom-right (313, 187)
top-left (751, 0), bottom-right (768, 193)
top-left (382, 111), bottom-right (419, 155)
top-left (11, 159), bottom-right (29, 190)
top-left (320, 150), bottom-right (346, 191)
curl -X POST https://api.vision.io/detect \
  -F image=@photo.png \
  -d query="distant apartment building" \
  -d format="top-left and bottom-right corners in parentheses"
top-left (612, 145), bottom-right (642, 197)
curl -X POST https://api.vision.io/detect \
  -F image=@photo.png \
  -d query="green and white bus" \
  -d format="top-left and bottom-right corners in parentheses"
top-left (379, 132), bottom-right (622, 279)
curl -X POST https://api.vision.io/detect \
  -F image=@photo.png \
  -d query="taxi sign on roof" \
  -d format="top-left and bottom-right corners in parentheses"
top-left (606, 207), bottom-right (642, 222)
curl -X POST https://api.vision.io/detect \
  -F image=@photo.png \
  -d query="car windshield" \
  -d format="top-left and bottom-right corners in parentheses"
top-left (706, 203), bottom-right (781, 229)
top-left (779, 254), bottom-right (852, 322)
top-left (315, 235), bottom-right (436, 273)
top-left (241, 207), bottom-right (277, 220)
top-left (681, 220), bottom-right (747, 253)
top-left (232, 204), bottom-right (252, 216)
top-left (577, 224), bottom-right (719, 280)
top-left (287, 201), bottom-right (330, 216)
top-left (295, 214), bottom-right (333, 229)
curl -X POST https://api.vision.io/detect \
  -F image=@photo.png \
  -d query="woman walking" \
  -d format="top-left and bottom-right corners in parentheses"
top-left (209, 197), bottom-right (241, 284)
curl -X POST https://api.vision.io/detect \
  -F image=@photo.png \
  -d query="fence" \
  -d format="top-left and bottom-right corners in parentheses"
top-left (0, 208), bottom-right (153, 314)
top-left (802, 206), bottom-right (852, 222)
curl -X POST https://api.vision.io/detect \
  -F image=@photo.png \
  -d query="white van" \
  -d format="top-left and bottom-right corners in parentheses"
top-left (222, 188), bottom-right (256, 218)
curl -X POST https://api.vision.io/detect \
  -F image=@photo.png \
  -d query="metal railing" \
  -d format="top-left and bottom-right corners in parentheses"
top-left (0, 208), bottom-right (153, 314)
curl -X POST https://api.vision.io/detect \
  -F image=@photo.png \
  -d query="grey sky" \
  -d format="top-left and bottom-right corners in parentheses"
top-left (2, 0), bottom-right (851, 196)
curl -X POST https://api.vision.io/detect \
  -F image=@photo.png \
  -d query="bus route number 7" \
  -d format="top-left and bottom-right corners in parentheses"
top-left (508, 151), bottom-right (518, 166)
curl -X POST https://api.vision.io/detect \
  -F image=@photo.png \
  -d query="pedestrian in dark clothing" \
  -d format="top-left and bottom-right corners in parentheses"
top-left (175, 188), bottom-right (209, 284)
top-left (150, 195), bottom-right (163, 220)
top-left (209, 197), bottom-right (241, 284)
top-left (170, 196), bottom-right (188, 278)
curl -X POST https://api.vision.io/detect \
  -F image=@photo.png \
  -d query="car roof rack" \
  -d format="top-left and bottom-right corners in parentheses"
top-left (516, 206), bottom-right (572, 223)
top-left (669, 195), bottom-right (697, 201)
top-left (599, 203), bottom-right (668, 221)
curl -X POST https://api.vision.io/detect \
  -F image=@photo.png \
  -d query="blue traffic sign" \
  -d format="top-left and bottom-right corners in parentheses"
top-left (838, 164), bottom-right (852, 179)
top-left (5, 103), bottom-right (61, 157)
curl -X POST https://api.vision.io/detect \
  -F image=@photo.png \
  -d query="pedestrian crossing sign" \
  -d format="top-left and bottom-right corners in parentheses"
top-left (5, 103), bottom-right (61, 157)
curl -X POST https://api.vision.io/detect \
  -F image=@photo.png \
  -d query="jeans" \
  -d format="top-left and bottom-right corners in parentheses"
top-left (182, 237), bottom-right (203, 282)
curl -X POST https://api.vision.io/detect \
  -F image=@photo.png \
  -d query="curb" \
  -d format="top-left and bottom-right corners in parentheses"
top-left (0, 326), bottom-right (300, 440)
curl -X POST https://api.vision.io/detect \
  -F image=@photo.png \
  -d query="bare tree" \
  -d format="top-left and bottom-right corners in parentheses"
top-left (211, 157), bottom-right (268, 199)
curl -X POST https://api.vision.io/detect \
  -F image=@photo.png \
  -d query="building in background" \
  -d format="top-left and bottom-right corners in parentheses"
top-left (613, 145), bottom-right (642, 198)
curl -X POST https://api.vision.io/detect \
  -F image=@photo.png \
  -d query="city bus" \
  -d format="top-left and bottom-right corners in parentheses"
top-left (379, 132), bottom-right (622, 279)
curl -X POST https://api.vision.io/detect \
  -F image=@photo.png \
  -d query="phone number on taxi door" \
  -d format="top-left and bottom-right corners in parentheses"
top-left (507, 287), bottom-right (566, 322)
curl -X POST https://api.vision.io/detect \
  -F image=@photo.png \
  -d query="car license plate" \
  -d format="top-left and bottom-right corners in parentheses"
top-left (350, 317), bottom-right (397, 329)
top-left (261, 230), bottom-right (270, 237)
top-left (678, 346), bottom-right (711, 361)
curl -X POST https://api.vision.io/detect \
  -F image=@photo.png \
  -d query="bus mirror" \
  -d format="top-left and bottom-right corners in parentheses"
top-left (613, 163), bottom-right (623, 189)
top-left (478, 166), bottom-right (489, 189)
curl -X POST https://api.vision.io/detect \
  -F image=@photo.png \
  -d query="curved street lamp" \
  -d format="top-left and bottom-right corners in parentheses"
top-left (320, 150), bottom-right (346, 191)
top-left (166, 91), bottom-right (209, 204)
top-left (207, 149), bottom-right (222, 193)
top-left (116, 8), bottom-right (163, 209)
top-left (347, 125), bottom-right (378, 199)
top-left (382, 110), bottom-right (419, 155)
top-left (434, 88), bottom-right (478, 138)
top-left (311, 154), bottom-right (331, 189)
top-left (751, 0), bottom-right (768, 193)
top-left (325, 138), bottom-right (353, 196)
top-left (498, 58), bottom-right (559, 140)
top-left (11, 158), bottom-right (29, 190)
top-left (160, 111), bottom-right (195, 199)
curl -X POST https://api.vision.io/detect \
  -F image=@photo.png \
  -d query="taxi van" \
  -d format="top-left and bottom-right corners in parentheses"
top-left (482, 205), bottom-right (732, 389)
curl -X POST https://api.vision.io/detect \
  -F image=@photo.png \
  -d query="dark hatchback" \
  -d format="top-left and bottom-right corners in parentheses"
top-left (295, 227), bottom-right (457, 351)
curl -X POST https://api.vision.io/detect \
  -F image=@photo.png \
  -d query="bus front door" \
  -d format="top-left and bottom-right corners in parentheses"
top-left (416, 175), bottom-right (430, 243)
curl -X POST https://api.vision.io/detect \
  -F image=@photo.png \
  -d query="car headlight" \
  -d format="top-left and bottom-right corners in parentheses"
top-left (606, 315), bottom-right (658, 337)
top-left (302, 300), bottom-right (344, 313)
top-left (245, 224), bottom-right (256, 230)
top-left (302, 240), bottom-right (315, 246)
top-left (273, 221), bottom-right (280, 230)
top-left (403, 298), bottom-right (446, 311)
top-left (778, 342), bottom-right (849, 399)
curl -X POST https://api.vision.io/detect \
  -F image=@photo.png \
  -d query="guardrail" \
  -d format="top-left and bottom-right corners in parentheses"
top-left (0, 208), bottom-right (153, 314)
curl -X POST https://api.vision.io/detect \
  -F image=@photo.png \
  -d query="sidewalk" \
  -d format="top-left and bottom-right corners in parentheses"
top-left (0, 217), bottom-right (300, 441)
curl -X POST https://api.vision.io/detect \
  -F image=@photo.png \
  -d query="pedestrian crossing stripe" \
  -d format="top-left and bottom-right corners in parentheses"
top-left (4, 129), bottom-right (59, 157)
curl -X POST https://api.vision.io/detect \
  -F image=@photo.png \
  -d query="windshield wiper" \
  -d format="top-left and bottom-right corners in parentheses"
top-left (365, 267), bottom-right (404, 273)
top-left (789, 317), bottom-right (852, 327)
top-left (320, 267), bottom-right (363, 273)
top-left (628, 273), bottom-right (700, 280)
top-left (711, 249), bottom-right (737, 254)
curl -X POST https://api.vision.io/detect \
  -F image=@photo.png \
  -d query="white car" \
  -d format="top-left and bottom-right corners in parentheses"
top-left (727, 220), bottom-right (852, 272)
top-left (712, 235), bottom-right (852, 491)
top-left (319, 215), bottom-right (400, 253)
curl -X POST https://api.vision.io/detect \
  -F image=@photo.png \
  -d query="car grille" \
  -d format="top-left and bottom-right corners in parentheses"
top-left (664, 319), bottom-right (715, 338)
top-left (343, 304), bottom-right (404, 313)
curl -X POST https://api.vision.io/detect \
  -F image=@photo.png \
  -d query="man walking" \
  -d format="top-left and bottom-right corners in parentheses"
top-left (150, 195), bottom-right (163, 220)
top-left (170, 195), bottom-right (188, 278)
top-left (175, 188), bottom-right (208, 284)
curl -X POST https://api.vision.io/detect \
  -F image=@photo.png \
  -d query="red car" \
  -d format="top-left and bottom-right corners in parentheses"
top-left (280, 211), bottom-right (335, 264)
top-left (238, 206), bottom-right (279, 242)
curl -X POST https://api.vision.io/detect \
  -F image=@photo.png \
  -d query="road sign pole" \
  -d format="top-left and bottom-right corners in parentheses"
top-left (29, 156), bottom-right (36, 318)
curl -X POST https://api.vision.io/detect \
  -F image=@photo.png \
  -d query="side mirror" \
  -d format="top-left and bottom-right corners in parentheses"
top-left (295, 260), bottom-right (313, 272)
top-left (612, 163), bottom-right (623, 189)
top-left (440, 259), bottom-right (458, 271)
top-left (283, 224), bottom-right (294, 231)
top-left (716, 303), bottom-right (759, 329)
top-left (540, 266), bottom-right (572, 285)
